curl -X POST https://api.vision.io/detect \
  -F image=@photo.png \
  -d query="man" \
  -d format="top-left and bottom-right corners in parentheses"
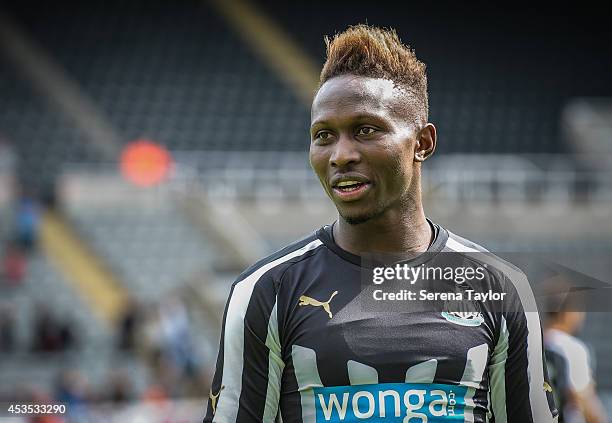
top-left (545, 300), bottom-right (607, 422)
top-left (204, 25), bottom-right (557, 422)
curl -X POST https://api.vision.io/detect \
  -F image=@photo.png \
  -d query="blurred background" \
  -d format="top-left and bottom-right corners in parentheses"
top-left (0, 0), bottom-right (611, 421)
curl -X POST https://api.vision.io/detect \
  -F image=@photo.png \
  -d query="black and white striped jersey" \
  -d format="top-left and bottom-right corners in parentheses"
top-left (203, 221), bottom-right (558, 422)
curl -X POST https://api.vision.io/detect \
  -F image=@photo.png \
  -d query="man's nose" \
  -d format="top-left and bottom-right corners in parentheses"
top-left (330, 135), bottom-right (360, 168)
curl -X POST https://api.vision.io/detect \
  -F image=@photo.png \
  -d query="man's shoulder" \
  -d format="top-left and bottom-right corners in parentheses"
top-left (444, 229), bottom-right (524, 277)
top-left (545, 329), bottom-right (593, 390)
top-left (233, 230), bottom-right (325, 286)
top-left (443, 230), bottom-right (490, 254)
top-left (546, 329), bottom-right (589, 358)
top-left (442, 228), bottom-right (534, 299)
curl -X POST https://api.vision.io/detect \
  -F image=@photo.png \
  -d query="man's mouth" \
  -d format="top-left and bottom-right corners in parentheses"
top-left (335, 180), bottom-right (367, 192)
top-left (331, 180), bottom-right (372, 200)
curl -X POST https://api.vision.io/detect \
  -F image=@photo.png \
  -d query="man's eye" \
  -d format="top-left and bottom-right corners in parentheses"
top-left (314, 131), bottom-right (333, 141)
top-left (357, 127), bottom-right (376, 136)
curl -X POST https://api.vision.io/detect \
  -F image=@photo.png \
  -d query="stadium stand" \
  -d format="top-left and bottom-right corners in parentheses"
top-left (0, 251), bottom-right (150, 400)
top-left (4, 0), bottom-right (310, 152)
top-left (66, 207), bottom-right (216, 302)
top-left (3, 0), bottom-right (611, 158)
top-left (0, 55), bottom-right (98, 190)
top-left (257, 0), bottom-right (612, 154)
top-left (0, 9), bottom-right (214, 400)
top-left (0, 61), bottom-right (95, 199)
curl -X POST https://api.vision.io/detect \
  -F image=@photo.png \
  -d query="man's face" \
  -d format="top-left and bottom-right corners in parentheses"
top-left (565, 311), bottom-right (586, 335)
top-left (309, 75), bottom-right (423, 225)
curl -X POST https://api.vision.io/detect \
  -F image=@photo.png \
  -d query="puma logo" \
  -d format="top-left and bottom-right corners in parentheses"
top-left (209, 385), bottom-right (224, 415)
top-left (298, 291), bottom-right (338, 318)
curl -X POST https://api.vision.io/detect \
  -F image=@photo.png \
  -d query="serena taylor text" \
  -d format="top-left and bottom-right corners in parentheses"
top-left (373, 289), bottom-right (507, 302)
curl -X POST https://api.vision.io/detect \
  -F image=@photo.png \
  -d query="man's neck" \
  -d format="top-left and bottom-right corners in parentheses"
top-left (333, 207), bottom-right (433, 258)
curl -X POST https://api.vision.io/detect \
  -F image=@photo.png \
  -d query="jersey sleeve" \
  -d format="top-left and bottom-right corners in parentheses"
top-left (488, 267), bottom-right (559, 423)
top-left (203, 270), bottom-right (284, 423)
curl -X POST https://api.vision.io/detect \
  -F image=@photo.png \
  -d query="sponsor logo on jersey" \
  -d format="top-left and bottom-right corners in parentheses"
top-left (314, 383), bottom-right (468, 422)
top-left (299, 291), bottom-right (338, 318)
top-left (441, 311), bottom-right (484, 327)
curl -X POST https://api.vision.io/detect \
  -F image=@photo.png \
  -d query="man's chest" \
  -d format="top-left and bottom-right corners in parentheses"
top-left (279, 277), bottom-right (497, 387)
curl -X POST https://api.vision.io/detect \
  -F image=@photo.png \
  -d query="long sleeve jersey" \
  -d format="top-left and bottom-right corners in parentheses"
top-left (204, 221), bottom-right (558, 423)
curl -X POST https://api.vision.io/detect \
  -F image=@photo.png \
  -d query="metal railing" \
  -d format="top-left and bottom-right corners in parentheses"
top-left (168, 151), bottom-right (612, 204)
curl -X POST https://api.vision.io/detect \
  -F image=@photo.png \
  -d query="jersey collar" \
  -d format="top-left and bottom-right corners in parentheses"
top-left (316, 218), bottom-right (448, 268)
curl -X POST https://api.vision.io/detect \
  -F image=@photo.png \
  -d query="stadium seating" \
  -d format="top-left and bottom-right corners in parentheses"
top-left (2, 0), bottom-right (611, 161)
top-left (257, 0), bottom-right (612, 154)
top-left (4, 0), bottom-right (310, 155)
top-left (3, 0), bottom-right (611, 169)
top-left (0, 56), bottom-right (98, 189)
top-left (67, 207), bottom-right (216, 301)
top-left (0, 252), bottom-right (150, 399)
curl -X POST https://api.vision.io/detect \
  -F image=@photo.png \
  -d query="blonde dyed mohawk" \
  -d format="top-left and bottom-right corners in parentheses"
top-left (319, 24), bottom-right (428, 121)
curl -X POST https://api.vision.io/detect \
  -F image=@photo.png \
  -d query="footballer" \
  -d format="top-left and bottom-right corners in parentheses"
top-left (204, 25), bottom-right (558, 422)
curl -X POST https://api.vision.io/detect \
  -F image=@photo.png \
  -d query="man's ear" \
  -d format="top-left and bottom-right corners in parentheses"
top-left (414, 123), bottom-right (436, 162)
